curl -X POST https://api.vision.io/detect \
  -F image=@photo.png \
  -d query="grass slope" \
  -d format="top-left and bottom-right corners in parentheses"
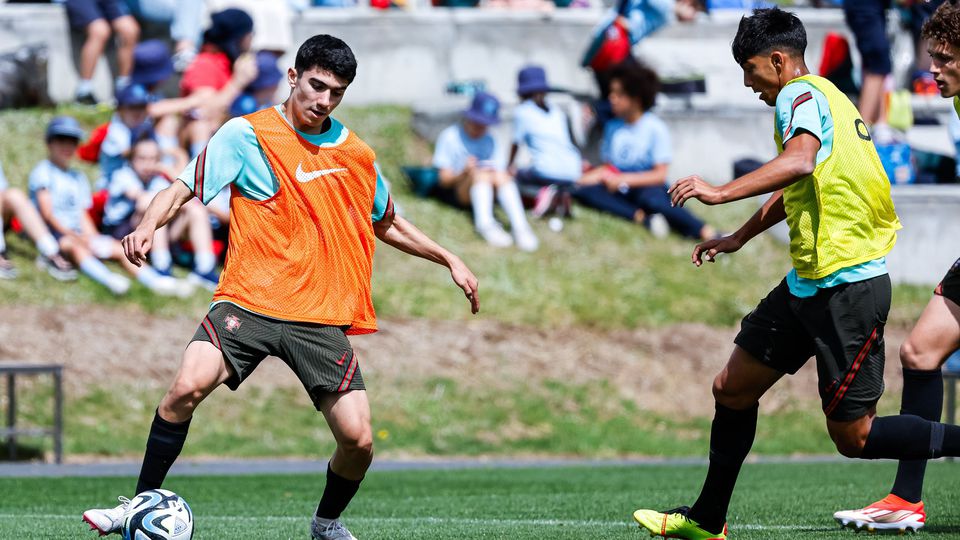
top-left (2, 462), bottom-right (960, 538)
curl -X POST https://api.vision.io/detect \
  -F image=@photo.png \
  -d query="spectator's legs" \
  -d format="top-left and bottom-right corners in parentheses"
top-left (187, 119), bottom-right (215, 158)
top-left (467, 171), bottom-right (512, 248)
top-left (1, 189), bottom-right (61, 258)
top-left (182, 200), bottom-right (216, 275)
top-left (574, 184), bottom-right (644, 222)
top-left (108, 236), bottom-right (190, 296)
top-left (491, 172), bottom-right (538, 251)
top-left (859, 74), bottom-right (886, 125)
top-left (152, 225), bottom-right (173, 273)
top-left (59, 235), bottom-right (130, 294)
top-left (77, 18), bottom-right (111, 99)
top-left (110, 15), bottom-right (140, 86)
top-left (843, 0), bottom-right (891, 124)
top-left (628, 186), bottom-right (715, 239)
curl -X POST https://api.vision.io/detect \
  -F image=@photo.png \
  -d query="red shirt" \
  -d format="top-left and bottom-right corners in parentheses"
top-left (180, 46), bottom-right (232, 97)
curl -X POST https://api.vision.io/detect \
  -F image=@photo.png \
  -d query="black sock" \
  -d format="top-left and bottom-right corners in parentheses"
top-left (862, 414), bottom-right (960, 460)
top-left (687, 403), bottom-right (758, 534)
top-left (890, 368), bottom-right (943, 503)
top-left (135, 410), bottom-right (191, 494)
top-left (315, 463), bottom-right (363, 520)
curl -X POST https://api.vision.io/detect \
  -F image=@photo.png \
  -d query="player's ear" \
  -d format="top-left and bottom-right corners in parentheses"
top-left (287, 67), bottom-right (298, 89)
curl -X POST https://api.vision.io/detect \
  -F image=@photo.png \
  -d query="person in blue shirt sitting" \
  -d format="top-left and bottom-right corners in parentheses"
top-left (575, 61), bottom-right (716, 240)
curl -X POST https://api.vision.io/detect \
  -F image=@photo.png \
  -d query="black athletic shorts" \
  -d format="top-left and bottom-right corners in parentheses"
top-left (734, 274), bottom-right (890, 422)
top-left (191, 302), bottom-right (364, 410)
top-left (934, 257), bottom-right (960, 307)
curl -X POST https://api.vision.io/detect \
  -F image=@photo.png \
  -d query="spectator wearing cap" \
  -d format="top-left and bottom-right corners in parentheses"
top-left (122, 0), bottom-right (205, 72)
top-left (229, 51), bottom-right (284, 118)
top-left (99, 83), bottom-right (156, 188)
top-left (508, 65), bottom-right (583, 218)
top-left (65, 0), bottom-right (140, 104)
top-left (29, 117), bottom-right (193, 297)
top-left (432, 92), bottom-right (539, 251)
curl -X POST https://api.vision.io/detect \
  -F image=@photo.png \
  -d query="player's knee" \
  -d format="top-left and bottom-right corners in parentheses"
top-left (899, 339), bottom-right (937, 370)
top-left (164, 378), bottom-right (209, 415)
top-left (711, 377), bottom-right (756, 410)
top-left (339, 430), bottom-right (374, 461)
top-left (829, 426), bottom-right (868, 458)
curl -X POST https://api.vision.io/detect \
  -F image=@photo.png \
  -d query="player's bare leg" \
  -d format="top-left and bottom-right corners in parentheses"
top-left (834, 295), bottom-right (960, 532)
top-left (311, 390), bottom-right (373, 540)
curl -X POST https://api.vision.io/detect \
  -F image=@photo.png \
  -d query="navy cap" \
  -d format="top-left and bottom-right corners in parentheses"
top-left (45, 116), bottom-right (85, 142)
top-left (463, 91), bottom-right (500, 126)
top-left (248, 51), bottom-right (283, 92)
top-left (517, 65), bottom-right (550, 96)
top-left (116, 84), bottom-right (155, 107)
top-left (132, 40), bottom-right (174, 87)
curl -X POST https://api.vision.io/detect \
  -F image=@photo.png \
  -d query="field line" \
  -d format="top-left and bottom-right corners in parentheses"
top-left (0, 513), bottom-right (834, 531)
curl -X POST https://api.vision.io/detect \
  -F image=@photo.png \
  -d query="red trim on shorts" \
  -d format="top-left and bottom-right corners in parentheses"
top-left (935, 282), bottom-right (944, 296)
top-left (337, 353), bottom-right (357, 392)
top-left (824, 326), bottom-right (878, 417)
top-left (201, 316), bottom-right (222, 350)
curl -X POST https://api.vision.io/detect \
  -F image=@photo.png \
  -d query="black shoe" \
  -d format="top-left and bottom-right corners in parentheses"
top-left (75, 92), bottom-right (98, 105)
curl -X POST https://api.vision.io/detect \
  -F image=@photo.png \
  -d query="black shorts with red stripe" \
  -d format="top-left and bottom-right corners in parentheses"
top-left (191, 302), bottom-right (364, 410)
top-left (934, 257), bottom-right (960, 307)
top-left (734, 274), bottom-right (890, 422)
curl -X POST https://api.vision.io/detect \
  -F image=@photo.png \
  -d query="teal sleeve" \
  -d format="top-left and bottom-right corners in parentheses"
top-left (775, 82), bottom-right (824, 145)
top-left (371, 162), bottom-right (392, 223)
top-left (177, 117), bottom-right (278, 204)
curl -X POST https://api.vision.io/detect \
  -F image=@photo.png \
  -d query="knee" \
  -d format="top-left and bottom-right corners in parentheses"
top-left (831, 430), bottom-right (868, 458)
top-left (162, 377), bottom-right (209, 416)
top-left (899, 339), bottom-right (938, 371)
top-left (338, 429), bottom-right (374, 462)
top-left (113, 17), bottom-right (140, 42)
top-left (86, 20), bottom-right (112, 43)
top-left (711, 376), bottom-right (758, 411)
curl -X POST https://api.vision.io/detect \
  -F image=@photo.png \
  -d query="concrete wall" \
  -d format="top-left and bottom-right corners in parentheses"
top-left (887, 186), bottom-right (960, 286)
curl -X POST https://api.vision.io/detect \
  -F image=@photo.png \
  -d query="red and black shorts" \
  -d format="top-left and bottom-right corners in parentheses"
top-left (934, 257), bottom-right (960, 307)
top-left (734, 275), bottom-right (890, 422)
top-left (191, 302), bottom-right (364, 410)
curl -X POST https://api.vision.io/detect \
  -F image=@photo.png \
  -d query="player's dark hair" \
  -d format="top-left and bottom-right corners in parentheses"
top-left (610, 59), bottom-right (660, 111)
top-left (731, 8), bottom-right (807, 65)
top-left (923, 2), bottom-right (960, 50)
top-left (295, 34), bottom-right (357, 83)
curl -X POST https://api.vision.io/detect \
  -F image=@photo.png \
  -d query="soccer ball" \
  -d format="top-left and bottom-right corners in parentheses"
top-left (121, 489), bottom-right (193, 540)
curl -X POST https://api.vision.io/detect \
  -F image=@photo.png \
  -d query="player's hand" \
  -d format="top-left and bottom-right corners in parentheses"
top-left (122, 226), bottom-right (154, 267)
top-left (692, 234), bottom-right (743, 266)
top-left (668, 175), bottom-right (724, 207)
top-left (449, 258), bottom-right (480, 314)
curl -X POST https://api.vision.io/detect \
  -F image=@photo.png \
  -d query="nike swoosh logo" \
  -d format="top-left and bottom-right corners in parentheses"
top-left (295, 163), bottom-right (348, 183)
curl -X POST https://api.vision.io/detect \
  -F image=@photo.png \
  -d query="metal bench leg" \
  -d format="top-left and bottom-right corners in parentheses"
top-left (53, 370), bottom-right (63, 464)
top-left (6, 373), bottom-right (15, 461)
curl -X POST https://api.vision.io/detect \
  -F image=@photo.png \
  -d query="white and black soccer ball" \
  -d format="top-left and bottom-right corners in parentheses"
top-left (121, 489), bottom-right (193, 540)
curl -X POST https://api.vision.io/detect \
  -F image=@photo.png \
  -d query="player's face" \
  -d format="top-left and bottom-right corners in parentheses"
top-left (740, 55), bottom-right (781, 107)
top-left (287, 66), bottom-right (349, 132)
top-left (929, 40), bottom-right (960, 98)
top-left (47, 136), bottom-right (78, 169)
top-left (130, 142), bottom-right (160, 179)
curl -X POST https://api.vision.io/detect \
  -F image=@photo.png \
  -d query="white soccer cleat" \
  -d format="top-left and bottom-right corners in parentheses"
top-left (82, 496), bottom-right (130, 536)
top-left (833, 494), bottom-right (925, 533)
top-left (311, 517), bottom-right (358, 540)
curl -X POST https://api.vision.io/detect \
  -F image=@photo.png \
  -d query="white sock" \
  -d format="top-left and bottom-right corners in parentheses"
top-left (0, 231), bottom-right (6, 253)
top-left (497, 181), bottom-right (532, 233)
top-left (79, 257), bottom-right (117, 286)
top-left (469, 182), bottom-right (495, 231)
top-left (76, 79), bottom-right (93, 95)
top-left (137, 266), bottom-right (164, 289)
top-left (115, 76), bottom-right (131, 90)
top-left (194, 251), bottom-right (216, 274)
top-left (151, 249), bottom-right (172, 272)
top-left (37, 235), bottom-right (59, 258)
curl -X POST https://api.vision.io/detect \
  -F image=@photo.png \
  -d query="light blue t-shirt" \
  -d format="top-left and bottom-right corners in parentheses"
top-left (774, 82), bottom-right (887, 297)
top-left (178, 106), bottom-right (391, 222)
top-left (512, 100), bottom-right (582, 182)
top-left (432, 123), bottom-right (505, 173)
top-left (28, 159), bottom-right (92, 233)
top-left (98, 115), bottom-right (137, 190)
top-left (602, 113), bottom-right (671, 173)
top-left (0, 161), bottom-right (7, 191)
top-left (102, 166), bottom-right (168, 227)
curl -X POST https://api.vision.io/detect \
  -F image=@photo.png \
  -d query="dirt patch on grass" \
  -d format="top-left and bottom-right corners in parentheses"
top-left (0, 306), bottom-right (910, 417)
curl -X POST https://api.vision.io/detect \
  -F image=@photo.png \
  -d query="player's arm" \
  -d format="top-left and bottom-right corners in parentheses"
top-left (668, 132), bottom-right (819, 207)
top-left (122, 180), bottom-right (194, 266)
top-left (691, 190), bottom-right (786, 266)
top-left (375, 211), bottom-right (480, 314)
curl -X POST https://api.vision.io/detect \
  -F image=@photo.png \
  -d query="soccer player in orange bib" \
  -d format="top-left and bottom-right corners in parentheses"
top-left (83, 35), bottom-right (480, 540)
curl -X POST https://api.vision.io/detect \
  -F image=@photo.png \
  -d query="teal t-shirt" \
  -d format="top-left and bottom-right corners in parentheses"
top-left (775, 82), bottom-right (886, 297)
top-left (178, 106), bottom-right (391, 222)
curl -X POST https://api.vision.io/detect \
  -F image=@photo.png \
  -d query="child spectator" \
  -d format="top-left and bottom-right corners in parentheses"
top-left (433, 92), bottom-right (539, 251)
top-left (229, 51), bottom-right (284, 118)
top-left (99, 84), bottom-right (156, 188)
top-left (30, 116), bottom-right (192, 297)
top-left (65, 0), bottom-right (140, 104)
top-left (104, 138), bottom-right (220, 290)
top-left (576, 62), bottom-right (716, 240)
top-left (508, 65), bottom-right (582, 217)
top-left (0, 162), bottom-right (76, 281)
top-left (123, 0), bottom-right (205, 72)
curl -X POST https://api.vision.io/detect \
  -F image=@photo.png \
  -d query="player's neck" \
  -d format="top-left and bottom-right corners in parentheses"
top-left (281, 101), bottom-right (332, 136)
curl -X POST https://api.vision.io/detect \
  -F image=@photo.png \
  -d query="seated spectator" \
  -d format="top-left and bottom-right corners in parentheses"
top-left (29, 116), bottom-right (193, 297)
top-left (98, 83), bottom-right (156, 188)
top-left (575, 62), bottom-right (716, 240)
top-left (0, 161), bottom-right (76, 281)
top-left (433, 92), bottom-right (539, 251)
top-left (229, 51), bottom-right (284, 118)
top-left (123, 0), bottom-right (205, 71)
top-left (104, 138), bottom-right (220, 290)
top-left (180, 8), bottom-right (258, 157)
top-left (508, 65), bottom-right (582, 217)
top-left (65, 0), bottom-right (140, 104)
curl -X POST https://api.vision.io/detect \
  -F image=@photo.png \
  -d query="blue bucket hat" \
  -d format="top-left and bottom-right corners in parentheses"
top-left (132, 40), bottom-right (174, 87)
top-left (45, 116), bottom-right (85, 142)
top-left (248, 51), bottom-right (284, 92)
top-left (116, 84), bottom-right (155, 107)
top-left (517, 65), bottom-right (550, 96)
top-left (463, 91), bottom-right (500, 126)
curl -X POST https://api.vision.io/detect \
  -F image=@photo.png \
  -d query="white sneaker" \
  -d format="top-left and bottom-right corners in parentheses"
top-left (36, 254), bottom-right (78, 281)
top-left (476, 223), bottom-right (513, 248)
top-left (82, 496), bottom-right (130, 536)
top-left (311, 517), bottom-right (358, 540)
top-left (513, 228), bottom-right (539, 252)
top-left (151, 277), bottom-right (195, 298)
top-left (647, 214), bottom-right (670, 239)
top-left (105, 274), bottom-right (131, 296)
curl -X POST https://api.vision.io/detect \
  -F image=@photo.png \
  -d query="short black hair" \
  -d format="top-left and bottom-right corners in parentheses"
top-left (731, 8), bottom-right (807, 66)
top-left (610, 59), bottom-right (660, 111)
top-left (295, 34), bottom-right (357, 83)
